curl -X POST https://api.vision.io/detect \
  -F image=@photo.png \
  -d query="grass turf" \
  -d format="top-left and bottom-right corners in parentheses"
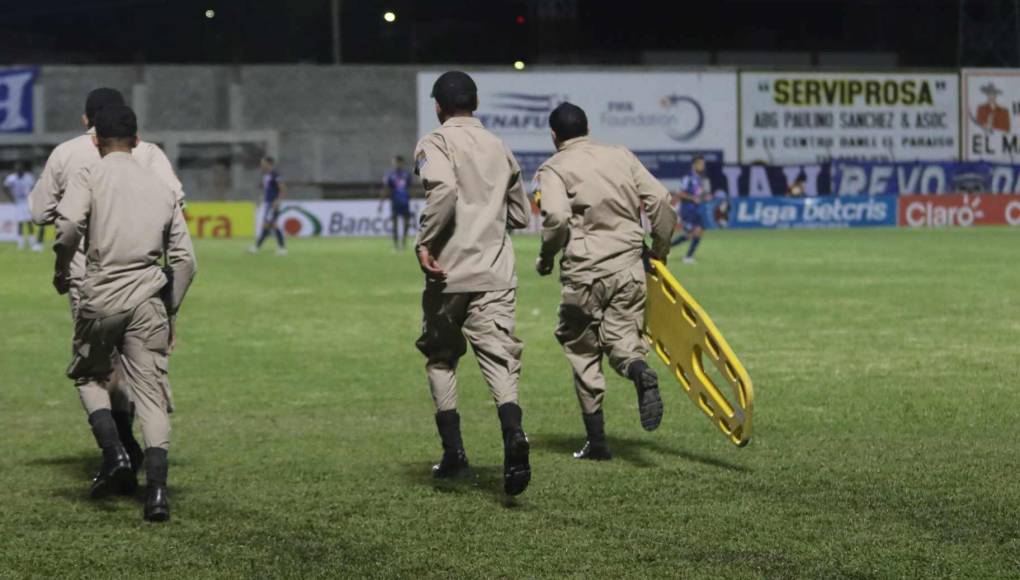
top-left (1, 228), bottom-right (1018, 579)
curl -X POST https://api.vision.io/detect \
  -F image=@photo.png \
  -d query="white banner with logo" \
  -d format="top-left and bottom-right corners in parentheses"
top-left (417, 71), bottom-right (739, 178)
top-left (740, 72), bottom-right (960, 164)
top-left (961, 69), bottom-right (1020, 163)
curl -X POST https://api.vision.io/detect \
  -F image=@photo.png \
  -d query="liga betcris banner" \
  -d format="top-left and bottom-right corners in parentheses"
top-left (727, 195), bottom-right (899, 229)
top-left (183, 202), bottom-right (255, 239)
top-left (740, 72), bottom-right (959, 164)
top-left (898, 194), bottom-right (1020, 227)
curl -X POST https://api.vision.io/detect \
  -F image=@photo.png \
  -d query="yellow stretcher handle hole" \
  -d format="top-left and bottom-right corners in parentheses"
top-left (660, 282), bottom-right (677, 304)
top-left (655, 340), bottom-right (672, 365)
top-left (705, 333), bottom-right (721, 359)
top-left (675, 363), bottom-right (691, 391)
top-left (681, 303), bottom-right (698, 327)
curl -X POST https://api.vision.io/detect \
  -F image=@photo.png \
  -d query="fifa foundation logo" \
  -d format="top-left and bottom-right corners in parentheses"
top-left (0, 68), bottom-right (37, 133)
top-left (600, 95), bottom-right (705, 143)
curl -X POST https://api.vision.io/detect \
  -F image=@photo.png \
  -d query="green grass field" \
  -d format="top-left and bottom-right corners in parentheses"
top-left (1, 228), bottom-right (1018, 579)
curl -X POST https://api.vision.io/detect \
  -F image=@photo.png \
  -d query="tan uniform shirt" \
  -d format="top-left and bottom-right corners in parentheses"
top-left (29, 131), bottom-right (184, 225)
top-left (414, 116), bottom-right (530, 293)
top-left (536, 136), bottom-right (677, 285)
top-left (54, 152), bottom-right (197, 320)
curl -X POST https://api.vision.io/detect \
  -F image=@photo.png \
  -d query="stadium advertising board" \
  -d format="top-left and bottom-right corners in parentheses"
top-left (0, 203), bottom-right (19, 241)
top-left (265, 200), bottom-right (427, 237)
top-left (898, 194), bottom-right (1020, 227)
top-left (0, 67), bottom-right (37, 133)
top-left (727, 195), bottom-right (898, 229)
top-left (706, 163), bottom-right (832, 197)
top-left (832, 161), bottom-right (1020, 195)
top-left (183, 202), bottom-right (255, 239)
top-left (416, 71), bottom-right (739, 178)
top-left (962, 69), bottom-right (1020, 163)
top-left (740, 72), bottom-right (959, 164)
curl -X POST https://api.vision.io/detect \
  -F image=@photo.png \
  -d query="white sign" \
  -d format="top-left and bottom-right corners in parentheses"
top-left (0, 204), bottom-right (19, 242)
top-left (961, 69), bottom-right (1020, 163)
top-left (740, 72), bottom-right (960, 164)
top-left (416, 71), bottom-right (739, 169)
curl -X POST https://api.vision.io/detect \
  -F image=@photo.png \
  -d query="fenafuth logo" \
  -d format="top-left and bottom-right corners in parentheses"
top-left (477, 93), bottom-right (567, 132)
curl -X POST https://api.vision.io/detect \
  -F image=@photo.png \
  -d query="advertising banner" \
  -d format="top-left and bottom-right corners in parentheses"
top-left (832, 160), bottom-right (1020, 195)
top-left (961, 69), bottom-right (1020, 163)
top-left (0, 67), bottom-right (37, 133)
top-left (268, 200), bottom-right (426, 237)
top-left (0, 203), bottom-right (19, 241)
top-left (183, 202), bottom-right (255, 239)
top-left (727, 195), bottom-right (898, 229)
top-left (417, 71), bottom-right (739, 179)
top-left (898, 194), bottom-right (1020, 227)
top-left (740, 72), bottom-right (959, 164)
top-left (706, 163), bottom-right (832, 197)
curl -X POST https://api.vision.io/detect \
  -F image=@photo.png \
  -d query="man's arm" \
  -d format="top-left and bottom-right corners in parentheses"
top-left (414, 136), bottom-right (457, 252)
top-left (164, 205), bottom-right (198, 315)
top-left (28, 148), bottom-right (64, 225)
top-left (52, 168), bottom-right (91, 294)
top-left (143, 143), bottom-right (186, 208)
top-left (536, 167), bottom-right (571, 274)
top-left (275, 177), bottom-right (287, 207)
top-left (631, 153), bottom-right (677, 262)
top-left (505, 151), bottom-right (530, 229)
top-left (2, 176), bottom-right (14, 203)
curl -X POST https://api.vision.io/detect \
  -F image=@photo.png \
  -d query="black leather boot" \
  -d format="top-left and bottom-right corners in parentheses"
top-left (628, 361), bottom-right (663, 431)
top-left (497, 403), bottom-right (530, 496)
top-left (432, 410), bottom-right (471, 478)
top-left (112, 409), bottom-right (144, 474)
top-left (87, 410), bottom-right (137, 498)
top-left (574, 410), bottom-right (612, 460)
top-left (143, 448), bottom-right (170, 522)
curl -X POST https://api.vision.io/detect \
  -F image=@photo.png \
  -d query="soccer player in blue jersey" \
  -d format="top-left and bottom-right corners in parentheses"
top-left (378, 155), bottom-right (413, 250)
top-left (250, 156), bottom-right (288, 255)
top-left (671, 155), bottom-right (709, 264)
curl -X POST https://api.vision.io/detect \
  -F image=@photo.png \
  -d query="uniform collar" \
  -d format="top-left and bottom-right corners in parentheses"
top-left (442, 116), bottom-right (483, 128)
top-left (103, 151), bottom-right (133, 160)
top-left (557, 135), bottom-right (590, 151)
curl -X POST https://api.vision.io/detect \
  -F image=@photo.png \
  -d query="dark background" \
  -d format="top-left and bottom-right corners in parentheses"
top-left (0, 0), bottom-right (1010, 66)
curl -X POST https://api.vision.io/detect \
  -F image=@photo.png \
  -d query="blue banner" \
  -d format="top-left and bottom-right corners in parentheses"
top-left (831, 161), bottom-right (1020, 195)
top-left (0, 67), bottom-right (37, 133)
top-left (706, 163), bottom-right (832, 197)
top-left (727, 195), bottom-right (898, 229)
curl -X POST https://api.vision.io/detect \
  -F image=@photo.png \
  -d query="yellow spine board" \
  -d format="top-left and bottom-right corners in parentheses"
top-left (643, 260), bottom-right (754, 447)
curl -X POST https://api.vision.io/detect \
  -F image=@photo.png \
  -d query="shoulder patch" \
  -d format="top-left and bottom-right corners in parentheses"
top-left (415, 150), bottom-right (428, 175)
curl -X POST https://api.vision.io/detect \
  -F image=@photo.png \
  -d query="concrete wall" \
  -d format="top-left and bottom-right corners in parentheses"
top-left (19, 65), bottom-right (421, 200)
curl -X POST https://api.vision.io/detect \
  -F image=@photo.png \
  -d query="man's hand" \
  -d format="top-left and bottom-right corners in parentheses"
top-left (53, 271), bottom-right (70, 295)
top-left (417, 246), bottom-right (446, 280)
top-left (535, 256), bottom-right (554, 276)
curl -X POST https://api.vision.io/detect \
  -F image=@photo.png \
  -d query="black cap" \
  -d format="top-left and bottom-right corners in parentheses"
top-left (94, 104), bottom-right (137, 140)
top-left (431, 71), bottom-right (478, 113)
top-left (549, 102), bottom-right (589, 141)
top-left (84, 88), bottom-right (126, 125)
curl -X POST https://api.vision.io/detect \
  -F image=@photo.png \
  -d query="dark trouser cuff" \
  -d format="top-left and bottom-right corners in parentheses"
top-left (497, 402), bottom-right (523, 434)
top-left (87, 409), bottom-right (121, 454)
top-left (582, 410), bottom-right (606, 445)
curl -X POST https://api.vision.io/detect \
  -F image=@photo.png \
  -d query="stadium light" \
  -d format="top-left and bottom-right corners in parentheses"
top-left (383, 11), bottom-right (396, 23)
top-left (513, 60), bottom-right (526, 71)
top-left (204, 9), bottom-right (215, 19)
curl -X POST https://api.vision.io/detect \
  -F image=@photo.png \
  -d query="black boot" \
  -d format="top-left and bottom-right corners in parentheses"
top-left (497, 403), bottom-right (530, 496)
top-left (87, 410), bottom-right (137, 498)
top-left (143, 448), bottom-right (170, 522)
top-left (628, 360), bottom-right (663, 431)
top-left (574, 410), bottom-right (612, 460)
top-left (432, 410), bottom-right (471, 478)
top-left (112, 409), bottom-right (144, 474)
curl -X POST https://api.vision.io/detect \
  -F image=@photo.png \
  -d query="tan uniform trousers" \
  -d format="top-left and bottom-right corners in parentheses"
top-left (68, 250), bottom-right (132, 414)
top-left (68, 297), bottom-right (174, 450)
top-left (416, 287), bottom-right (523, 412)
top-left (555, 262), bottom-right (648, 415)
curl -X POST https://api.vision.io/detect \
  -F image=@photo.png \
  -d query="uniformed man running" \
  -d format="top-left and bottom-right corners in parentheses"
top-left (53, 104), bottom-right (197, 522)
top-left (29, 88), bottom-right (186, 474)
top-left (535, 102), bottom-right (676, 460)
top-left (414, 71), bottom-right (533, 495)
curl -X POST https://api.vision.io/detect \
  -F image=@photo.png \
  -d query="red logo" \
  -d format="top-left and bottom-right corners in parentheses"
top-left (898, 194), bottom-right (1020, 227)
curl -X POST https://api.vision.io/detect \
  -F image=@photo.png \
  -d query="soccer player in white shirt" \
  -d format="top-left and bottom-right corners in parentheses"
top-left (3, 162), bottom-right (40, 251)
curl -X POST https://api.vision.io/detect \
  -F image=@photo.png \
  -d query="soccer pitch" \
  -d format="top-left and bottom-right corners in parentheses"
top-left (1, 228), bottom-right (1018, 578)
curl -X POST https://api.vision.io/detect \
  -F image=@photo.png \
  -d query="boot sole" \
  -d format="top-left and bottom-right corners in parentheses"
top-left (90, 464), bottom-right (137, 499)
top-left (504, 434), bottom-right (531, 496)
top-left (637, 369), bottom-right (664, 431)
top-left (144, 507), bottom-right (170, 523)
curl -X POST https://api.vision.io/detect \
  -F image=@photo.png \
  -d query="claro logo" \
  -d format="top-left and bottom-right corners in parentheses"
top-left (1007, 200), bottom-right (1020, 225)
top-left (903, 195), bottom-right (984, 227)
